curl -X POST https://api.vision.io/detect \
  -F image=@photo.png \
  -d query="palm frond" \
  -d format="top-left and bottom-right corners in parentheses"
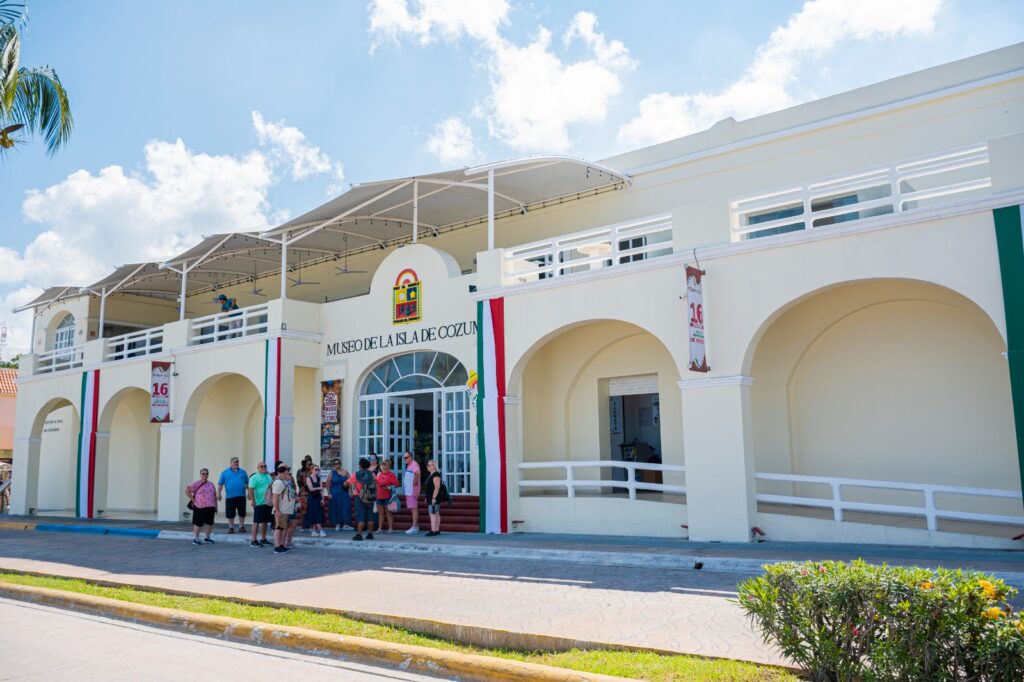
top-left (0, 24), bottom-right (19, 107)
top-left (0, 1), bottom-right (25, 27)
top-left (9, 64), bottom-right (72, 155)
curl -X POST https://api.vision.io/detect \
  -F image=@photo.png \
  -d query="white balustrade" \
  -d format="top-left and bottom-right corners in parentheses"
top-left (503, 213), bottom-right (673, 283)
top-left (35, 345), bottom-right (84, 374)
top-left (755, 471), bottom-right (1022, 531)
top-left (518, 460), bottom-right (685, 500)
top-left (189, 302), bottom-right (269, 346)
top-left (732, 144), bottom-right (992, 240)
top-left (105, 327), bottom-right (164, 361)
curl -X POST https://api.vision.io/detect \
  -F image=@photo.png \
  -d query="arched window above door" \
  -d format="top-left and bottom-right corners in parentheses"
top-left (53, 314), bottom-right (76, 351)
top-left (360, 351), bottom-right (468, 395)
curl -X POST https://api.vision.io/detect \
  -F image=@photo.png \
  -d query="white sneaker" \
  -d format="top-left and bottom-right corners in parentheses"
top-left (319, 530), bottom-right (327, 537)
top-left (405, 527), bottom-right (420, 534)
top-left (335, 525), bottom-right (342, 531)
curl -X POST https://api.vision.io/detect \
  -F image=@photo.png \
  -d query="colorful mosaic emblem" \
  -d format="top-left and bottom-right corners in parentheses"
top-left (393, 268), bottom-right (422, 324)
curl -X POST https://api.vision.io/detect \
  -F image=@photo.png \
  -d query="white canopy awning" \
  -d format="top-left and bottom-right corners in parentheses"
top-left (260, 156), bottom-right (630, 252)
top-left (12, 286), bottom-right (80, 313)
top-left (83, 262), bottom-right (185, 301)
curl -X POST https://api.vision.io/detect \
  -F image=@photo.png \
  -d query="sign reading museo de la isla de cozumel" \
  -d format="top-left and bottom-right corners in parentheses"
top-left (326, 268), bottom-right (477, 356)
top-left (686, 266), bottom-right (709, 372)
top-left (150, 360), bottom-right (172, 422)
top-left (393, 268), bottom-right (422, 324)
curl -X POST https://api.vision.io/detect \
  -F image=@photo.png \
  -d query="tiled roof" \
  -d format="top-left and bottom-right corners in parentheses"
top-left (0, 368), bottom-right (17, 396)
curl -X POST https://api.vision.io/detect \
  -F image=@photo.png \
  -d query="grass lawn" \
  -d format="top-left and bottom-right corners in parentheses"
top-left (0, 572), bottom-right (800, 681)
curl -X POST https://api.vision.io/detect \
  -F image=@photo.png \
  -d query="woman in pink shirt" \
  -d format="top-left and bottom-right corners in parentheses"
top-left (185, 468), bottom-right (218, 545)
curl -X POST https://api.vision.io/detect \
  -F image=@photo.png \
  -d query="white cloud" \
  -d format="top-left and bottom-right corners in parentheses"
top-left (326, 162), bottom-right (347, 195)
top-left (252, 111), bottom-right (332, 180)
top-left (426, 116), bottom-right (480, 166)
top-left (368, 0), bottom-right (508, 49)
top-left (368, 1), bottom-right (634, 153)
top-left (618, 0), bottom-right (942, 147)
top-left (0, 285), bottom-right (42, 357)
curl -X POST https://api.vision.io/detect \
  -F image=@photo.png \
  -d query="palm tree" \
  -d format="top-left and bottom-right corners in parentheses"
top-left (0, 1), bottom-right (73, 155)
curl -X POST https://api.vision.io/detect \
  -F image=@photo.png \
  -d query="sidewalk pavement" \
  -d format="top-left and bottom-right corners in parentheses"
top-left (1, 517), bottom-right (1022, 667)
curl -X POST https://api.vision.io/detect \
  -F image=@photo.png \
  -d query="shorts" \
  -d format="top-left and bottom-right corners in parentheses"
top-left (274, 513), bottom-right (290, 531)
top-left (354, 499), bottom-right (375, 523)
top-left (375, 499), bottom-right (392, 511)
top-left (225, 496), bottom-right (247, 519)
top-left (405, 496), bottom-right (417, 510)
top-left (253, 504), bottom-right (273, 524)
top-left (289, 512), bottom-right (301, 522)
top-left (427, 504), bottom-right (440, 515)
top-left (192, 506), bottom-right (216, 527)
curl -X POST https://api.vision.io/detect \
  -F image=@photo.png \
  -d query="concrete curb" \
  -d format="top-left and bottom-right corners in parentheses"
top-left (0, 581), bottom-right (626, 682)
top-left (2, 566), bottom-right (659, 657)
top-left (0, 520), bottom-right (37, 531)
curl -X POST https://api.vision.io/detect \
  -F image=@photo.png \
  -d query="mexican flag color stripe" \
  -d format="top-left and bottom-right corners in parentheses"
top-left (477, 298), bottom-right (507, 534)
top-left (75, 369), bottom-right (100, 518)
top-left (994, 204), bottom-right (1024, 498)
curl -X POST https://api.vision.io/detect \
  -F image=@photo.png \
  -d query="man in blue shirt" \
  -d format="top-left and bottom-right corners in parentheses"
top-left (217, 457), bottom-right (249, 534)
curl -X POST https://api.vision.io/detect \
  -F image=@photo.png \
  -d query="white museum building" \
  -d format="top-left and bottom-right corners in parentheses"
top-left (8, 43), bottom-right (1024, 547)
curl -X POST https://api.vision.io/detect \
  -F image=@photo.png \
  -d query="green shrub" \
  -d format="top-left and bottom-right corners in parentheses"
top-left (736, 560), bottom-right (1024, 681)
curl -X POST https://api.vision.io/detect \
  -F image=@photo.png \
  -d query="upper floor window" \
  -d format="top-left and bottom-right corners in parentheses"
top-left (53, 315), bottom-right (76, 351)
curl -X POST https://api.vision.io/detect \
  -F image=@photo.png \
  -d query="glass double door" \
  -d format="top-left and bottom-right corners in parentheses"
top-left (358, 388), bottom-right (471, 494)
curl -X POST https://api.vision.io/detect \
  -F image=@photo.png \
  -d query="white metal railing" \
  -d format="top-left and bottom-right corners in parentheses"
top-left (35, 345), bottom-right (84, 374)
top-left (105, 326), bottom-right (164, 361)
top-left (755, 472), bottom-right (1023, 531)
top-left (732, 144), bottom-right (991, 240)
top-left (189, 302), bottom-right (269, 345)
top-left (518, 460), bottom-right (685, 500)
top-left (504, 214), bottom-right (673, 283)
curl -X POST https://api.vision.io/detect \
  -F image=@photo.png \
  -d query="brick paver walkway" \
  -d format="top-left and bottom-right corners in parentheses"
top-left (0, 529), bottom-right (785, 665)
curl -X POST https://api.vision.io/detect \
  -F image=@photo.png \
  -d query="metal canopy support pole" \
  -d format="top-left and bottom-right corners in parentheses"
top-left (178, 262), bottom-right (188, 321)
top-left (412, 180), bottom-right (419, 244)
top-left (487, 169), bottom-right (495, 251)
top-left (97, 288), bottom-right (107, 339)
top-left (280, 234), bottom-right (289, 301)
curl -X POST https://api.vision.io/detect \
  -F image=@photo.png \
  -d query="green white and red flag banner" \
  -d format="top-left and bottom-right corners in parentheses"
top-left (263, 338), bottom-right (282, 468)
top-left (76, 369), bottom-right (100, 518)
top-left (477, 298), bottom-right (507, 534)
top-left (993, 204), bottom-right (1024, 498)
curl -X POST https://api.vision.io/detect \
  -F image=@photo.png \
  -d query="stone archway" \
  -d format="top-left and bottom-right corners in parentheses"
top-left (94, 387), bottom-right (161, 519)
top-left (22, 398), bottom-right (80, 516)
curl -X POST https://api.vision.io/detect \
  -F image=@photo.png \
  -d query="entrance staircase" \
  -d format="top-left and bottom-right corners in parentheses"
top-left (346, 495), bottom-right (480, 533)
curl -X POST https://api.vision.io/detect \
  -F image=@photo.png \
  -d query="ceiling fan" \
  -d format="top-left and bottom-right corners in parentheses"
top-left (248, 263), bottom-right (266, 297)
top-left (334, 235), bottom-right (368, 275)
top-left (288, 271), bottom-right (320, 287)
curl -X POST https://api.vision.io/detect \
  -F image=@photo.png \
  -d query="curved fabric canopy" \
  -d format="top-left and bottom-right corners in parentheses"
top-left (261, 156), bottom-right (630, 251)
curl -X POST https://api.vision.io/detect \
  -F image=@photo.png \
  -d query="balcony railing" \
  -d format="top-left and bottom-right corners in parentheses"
top-left (732, 143), bottom-right (992, 240)
top-left (755, 471), bottom-right (1022, 531)
top-left (504, 214), bottom-right (673, 283)
top-left (518, 460), bottom-right (686, 499)
top-left (105, 327), bottom-right (164, 361)
top-left (189, 302), bottom-right (269, 346)
top-left (35, 345), bottom-right (84, 374)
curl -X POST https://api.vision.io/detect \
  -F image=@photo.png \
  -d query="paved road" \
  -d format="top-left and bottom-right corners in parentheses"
top-left (0, 598), bottom-right (440, 681)
top-left (0, 529), bottom-right (783, 665)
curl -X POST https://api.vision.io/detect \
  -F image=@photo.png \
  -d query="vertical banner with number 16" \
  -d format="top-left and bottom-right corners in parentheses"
top-left (151, 361), bottom-right (172, 423)
top-left (686, 266), bottom-right (709, 372)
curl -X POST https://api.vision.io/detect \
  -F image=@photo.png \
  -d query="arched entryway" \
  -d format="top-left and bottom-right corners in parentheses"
top-left (94, 387), bottom-right (161, 519)
top-left (185, 373), bottom-right (265, 481)
top-left (507, 319), bottom-right (684, 536)
top-left (28, 398), bottom-right (80, 516)
top-left (748, 279), bottom-right (1021, 536)
top-left (358, 351), bottom-right (470, 493)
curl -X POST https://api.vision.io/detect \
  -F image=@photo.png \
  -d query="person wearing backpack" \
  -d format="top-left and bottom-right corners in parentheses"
top-left (247, 461), bottom-right (274, 548)
top-left (347, 457), bottom-right (377, 541)
top-left (425, 459), bottom-right (448, 537)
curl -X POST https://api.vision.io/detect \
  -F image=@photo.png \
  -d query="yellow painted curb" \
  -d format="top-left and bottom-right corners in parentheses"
top-left (0, 582), bottom-right (626, 681)
top-left (0, 521), bottom-right (36, 531)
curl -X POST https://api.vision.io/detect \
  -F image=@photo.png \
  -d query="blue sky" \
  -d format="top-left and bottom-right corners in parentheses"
top-left (0, 0), bottom-right (1022, 354)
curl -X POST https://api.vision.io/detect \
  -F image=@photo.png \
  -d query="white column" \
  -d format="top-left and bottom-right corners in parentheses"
top-left (97, 289), bottom-right (107, 339)
top-left (178, 262), bottom-right (188, 321)
top-left (279, 236), bottom-right (289, 301)
top-left (487, 169), bottom-right (495, 251)
top-left (10, 436), bottom-right (42, 515)
top-left (157, 424), bottom-right (195, 521)
top-left (412, 179), bottom-right (419, 244)
top-left (680, 375), bottom-right (757, 542)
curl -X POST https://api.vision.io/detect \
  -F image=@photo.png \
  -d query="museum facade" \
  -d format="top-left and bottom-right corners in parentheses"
top-left (9, 44), bottom-right (1024, 547)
